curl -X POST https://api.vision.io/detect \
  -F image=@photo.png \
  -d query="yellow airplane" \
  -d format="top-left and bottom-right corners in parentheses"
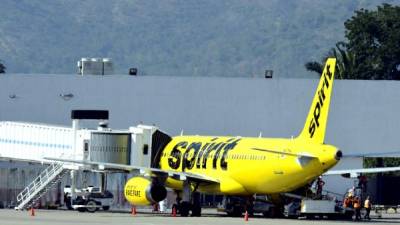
top-left (123, 58), bottom-right (340, 215)
top-left (49, 58), bottom-right (400, 216)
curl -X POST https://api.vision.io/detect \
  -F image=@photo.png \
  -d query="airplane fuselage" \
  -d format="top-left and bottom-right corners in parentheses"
top-left (159, 135), bottom-right (340, 195)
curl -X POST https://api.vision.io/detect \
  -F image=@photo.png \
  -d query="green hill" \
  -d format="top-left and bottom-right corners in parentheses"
top-left (0, 0), bottom-right (398, 77)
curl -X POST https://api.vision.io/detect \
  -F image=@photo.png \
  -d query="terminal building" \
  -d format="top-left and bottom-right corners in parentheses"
top-left (0, 71), bottom-right (399, 208)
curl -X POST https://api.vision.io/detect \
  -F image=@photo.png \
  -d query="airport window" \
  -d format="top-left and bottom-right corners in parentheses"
top-left (84, 140), bottom-right (89, 152)
top-left (143, 144), bottom-right (149, 155)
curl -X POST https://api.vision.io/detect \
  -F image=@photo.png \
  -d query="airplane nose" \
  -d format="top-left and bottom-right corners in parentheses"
top-left (335, 150), bottom-right (342, 160)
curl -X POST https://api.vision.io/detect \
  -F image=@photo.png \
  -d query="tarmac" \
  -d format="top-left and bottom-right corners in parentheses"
top-left (1, 208), bottom-right (400, 225)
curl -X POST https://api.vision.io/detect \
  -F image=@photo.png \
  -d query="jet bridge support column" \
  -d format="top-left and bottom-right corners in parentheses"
top-left (99, 173), bottom-right (107, 193)
top-left (70, 170), bottom-right (76, 206)
top-left (70, 115), bottom-right (79, 207)
top-left (72, 119), bottom-right (79, 159)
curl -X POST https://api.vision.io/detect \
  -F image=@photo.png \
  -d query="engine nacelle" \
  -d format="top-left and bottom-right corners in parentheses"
top-left (124, 176), bottom-right (167, 206)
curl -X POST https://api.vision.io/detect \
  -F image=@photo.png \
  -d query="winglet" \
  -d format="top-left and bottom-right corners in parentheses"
top-left (297, 58), bottom-right (336, 143)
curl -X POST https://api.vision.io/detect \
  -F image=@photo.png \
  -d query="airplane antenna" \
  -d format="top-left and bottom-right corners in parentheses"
top-left (259, 132), bottom-right (262, 138)
top-left (180, 130), bottom-right (184, 136)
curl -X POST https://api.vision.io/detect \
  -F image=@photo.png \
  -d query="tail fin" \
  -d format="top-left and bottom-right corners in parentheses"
top-left (298, 58), bottom-right (336, 143)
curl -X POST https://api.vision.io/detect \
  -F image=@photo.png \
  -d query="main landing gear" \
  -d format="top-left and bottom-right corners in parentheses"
top-left (173, 181), bottom-right (202, 217)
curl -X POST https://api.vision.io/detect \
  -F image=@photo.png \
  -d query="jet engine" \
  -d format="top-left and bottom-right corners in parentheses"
top-left (124, 176), bottom-right (167, 206)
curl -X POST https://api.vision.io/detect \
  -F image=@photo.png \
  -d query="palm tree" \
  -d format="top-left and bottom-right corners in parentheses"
top-left (305, 42), bottom-right (356, 79)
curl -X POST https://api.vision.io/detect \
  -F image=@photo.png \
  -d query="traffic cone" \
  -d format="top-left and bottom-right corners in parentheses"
top-left (131, 206), bottom-right (137, 216)
top-left (244, 210), bottom-right (249, 221)
top-left (30, 207), bottom-right (35, 217)
top-left (172, 207), bottom-right (177, 217)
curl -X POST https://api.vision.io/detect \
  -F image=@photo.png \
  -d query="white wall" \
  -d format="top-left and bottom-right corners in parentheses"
top-left (0, 74), bottom-right (399, 198)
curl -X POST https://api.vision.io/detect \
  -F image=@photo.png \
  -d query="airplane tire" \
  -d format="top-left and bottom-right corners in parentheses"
top-left (102, 206), bottom-right (110, 211)
top-left (191, 204), bottom-right (201, 217)
top-left (180, 202), bottom-right (190, 217)
top-left (191, 192), bottom-right (202, 217)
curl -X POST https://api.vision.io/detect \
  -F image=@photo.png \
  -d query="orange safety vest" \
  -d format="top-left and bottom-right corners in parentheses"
top-left (354, 200), bottom-right (360, 209)
top-left (343, 198), bottom-right (350, 207)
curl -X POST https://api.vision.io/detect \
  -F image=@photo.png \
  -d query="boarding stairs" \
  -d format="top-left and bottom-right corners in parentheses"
top-left (15, 162), bottom-right (68, 210)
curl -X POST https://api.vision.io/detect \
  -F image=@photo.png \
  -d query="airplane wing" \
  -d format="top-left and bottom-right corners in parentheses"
top-left (327, 150), bottom-right (400, 177)
top-left (343, 150), bottom-right (400, 157)
top-left (44, 157), bottom-right (219, 184)
top-left (324, 166), bottom-right (400, 178)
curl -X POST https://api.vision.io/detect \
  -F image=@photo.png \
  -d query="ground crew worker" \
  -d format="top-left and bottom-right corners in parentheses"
top-left (364, 196), bottom-right (371, 220)
top-left (315, 176), bottom-right (325, 199)
top-left (348, 186), bottom-right (355, 198)
top-left (343, 196), bottom-right (351, 208)
top-left (353, 196), bottom-right (361, 221)
top-left (358, 175), bottom-right (368, 193)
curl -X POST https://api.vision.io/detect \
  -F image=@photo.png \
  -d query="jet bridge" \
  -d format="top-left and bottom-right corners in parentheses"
top-left (0, 110), bottom-right (171, 210)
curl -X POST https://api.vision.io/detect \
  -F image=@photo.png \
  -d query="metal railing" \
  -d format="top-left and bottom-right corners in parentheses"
top-left (16, 162), bottom-right (66, 210)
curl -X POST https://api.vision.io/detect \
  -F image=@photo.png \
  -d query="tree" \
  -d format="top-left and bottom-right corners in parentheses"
top-left (364, 157), bottom-right (400, 176)
top-left (306, 4), bottom-right (400, 80)
top-left (345, 4), bottom-right (400, 80)
top-left (305, 42), bottom-right (356, 79)
top-left (0, 60), bottom-right (5, 73)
